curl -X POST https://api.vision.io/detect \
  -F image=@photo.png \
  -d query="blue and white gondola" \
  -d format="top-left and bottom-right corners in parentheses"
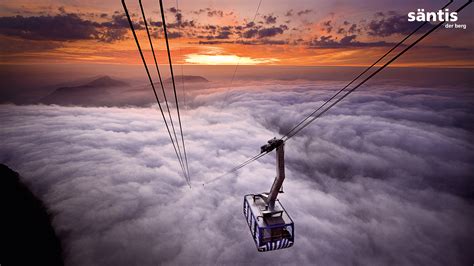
top-left (243, 194), bottom-right (294, 252)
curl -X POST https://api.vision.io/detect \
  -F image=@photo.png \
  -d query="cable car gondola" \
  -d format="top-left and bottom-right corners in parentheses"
top-left (243, 138), bottom-right (294, 252)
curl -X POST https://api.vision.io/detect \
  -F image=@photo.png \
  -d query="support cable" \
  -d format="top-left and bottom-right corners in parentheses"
top-left (220, 0), bottom-right (263, 108)
top-left (229, 0), bottom-right (262, 85)
top-left (176, 0), bottom-right (187, 110)
top-left (205, 0), bottom-right (471, 184)
top-left (281, 0), bottom-right (454, 140)
top-left (138, 0), bottom-right (187, 179)
top-left (122, 0), bottom-right (187, 180)
top-left (284, 0), bottom-right (470, 141)
top-left (159, 0), bottom-right (191, 184)
top-left (204, 151), bottom-right (269, 185)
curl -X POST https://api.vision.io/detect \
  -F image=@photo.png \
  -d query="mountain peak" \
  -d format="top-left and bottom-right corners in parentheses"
top-left (164, 75), bottom-right (209, 83)
top-left (85, 76), bottom-right (128, 87)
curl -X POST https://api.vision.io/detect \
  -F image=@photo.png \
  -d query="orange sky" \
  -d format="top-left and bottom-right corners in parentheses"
top-left (0, 0), bottom-right (472, 67)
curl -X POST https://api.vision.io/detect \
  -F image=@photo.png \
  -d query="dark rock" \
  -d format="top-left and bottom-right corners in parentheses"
top-left (0, 164), bottom-right (63, 266)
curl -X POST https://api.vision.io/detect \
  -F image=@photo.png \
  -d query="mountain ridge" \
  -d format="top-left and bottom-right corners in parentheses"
top-left (164, 75), bottom-right (209, 83)
top-left (40, 76), bottom-right (128, 105)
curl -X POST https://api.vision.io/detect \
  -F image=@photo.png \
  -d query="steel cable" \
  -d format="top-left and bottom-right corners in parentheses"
top-left (159, 0), bottom-right (191, 184)
top-left (138, 0), bottom-right (187, 178)
top-left (122, 0), bottom-right (188, 181)
top-left (206, 0), bottom-right (471, 184)
top-left (281, 0), bottom-right (454, 140)
top-left (284, 0), bottom-right (470, 141)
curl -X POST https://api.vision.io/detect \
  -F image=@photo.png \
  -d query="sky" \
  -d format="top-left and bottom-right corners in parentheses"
top-left (0, 0), bottom-right (473, 67)
top-left (0, 1), bottom-right (473, 265)
top-left (1, 80), bottom-right (473, 265)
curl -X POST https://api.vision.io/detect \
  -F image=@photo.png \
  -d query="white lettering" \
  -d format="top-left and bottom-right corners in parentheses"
top-left (408, 8), bottom-right (458, 22)
top-left (450, 12), bottom-right (458, 22)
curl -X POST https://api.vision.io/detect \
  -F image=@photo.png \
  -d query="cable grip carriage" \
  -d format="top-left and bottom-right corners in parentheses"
top-left (243, 138), bottom-right (294, 252)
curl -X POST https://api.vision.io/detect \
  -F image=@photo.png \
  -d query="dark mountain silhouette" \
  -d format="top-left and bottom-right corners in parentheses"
top-left (36, 75), bottom-right (210, 107)
top-left (164, 75), bottom-right (209, 83)
top-left (82, 75), bottom-right (129, 87)
top-left (0, 164), bottom-right (63, 266)
top-left (39, 76), bottom-right (129, 106)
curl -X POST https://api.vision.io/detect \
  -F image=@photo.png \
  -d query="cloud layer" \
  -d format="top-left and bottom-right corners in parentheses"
top-left (0, 7), bottom-right (434, 47)
top-left (0, 12), bottom-right (136, 42)
top-left (1, 81), bottom-right (473, 265)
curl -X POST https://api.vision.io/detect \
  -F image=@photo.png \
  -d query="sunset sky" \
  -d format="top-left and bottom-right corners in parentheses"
top-left (0, 0), bottom-right (473, 67)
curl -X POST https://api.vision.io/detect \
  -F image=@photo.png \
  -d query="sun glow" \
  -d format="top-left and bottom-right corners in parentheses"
top-left (184, 54), bottom-right (279, 65)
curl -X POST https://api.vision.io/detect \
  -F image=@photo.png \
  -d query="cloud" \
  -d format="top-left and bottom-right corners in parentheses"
top-left (0, 79), bottom-right (473, 265)
top-left (367, 11), bottom-right (425, 37)
top-left (157, 9), bottom-right (288, 42)
top-left (214, 30), bottom-right (232, 39)
top-left (297, 9), bottom-right (312, 16)
top-left (257, 27), bottom-right (285, 38)
top-left (263, 14), bottom-right (277, 24)
top-left (307, 35), bottom-right (392, 48)
top-left (191, 7), bottom-right (225, 18)
top-left (149, 21), bottom-right (163, 27)
top-left (166, 31), bottom-right (182, 39)
top-left (100, 13), bottom-right (134, 30)
top-left (285, 9), bottom-right (312, 17)
top-left (243, 25), bottom-right (288, 39)
top-left (207, 10), bottom-right (224, 17)
top-left (347, 23), bottom-right (360, 34)
top-left (337, 21), bottom-right (361, 35)
top-left (321, 20), bottom-right (333, 34)
top-left (252, 39), bottom-right (289, 45)
top-left (168, 7), bottom-right (178, 13)
top-left (175, 12), bottom-right (182, 24)
top-left (196, 39), bottom-right (289, 46)
top-left (202, 27), bottom-right (233, 40)
top-left (0, 14), bottom-right (99, 41)
top-left (242, 28), bottom-right (258, 38)
top-left (0, 12), bottom-right (137, 42)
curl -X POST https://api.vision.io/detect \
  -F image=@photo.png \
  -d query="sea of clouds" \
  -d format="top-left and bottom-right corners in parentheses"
top-left (1, 81), bottom-right (473, 265)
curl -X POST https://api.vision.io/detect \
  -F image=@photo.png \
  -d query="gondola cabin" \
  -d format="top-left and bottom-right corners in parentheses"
top-left (243, 194), bottom-right (294, 251)
top-left (243, 138), bottom-right (294, 252)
